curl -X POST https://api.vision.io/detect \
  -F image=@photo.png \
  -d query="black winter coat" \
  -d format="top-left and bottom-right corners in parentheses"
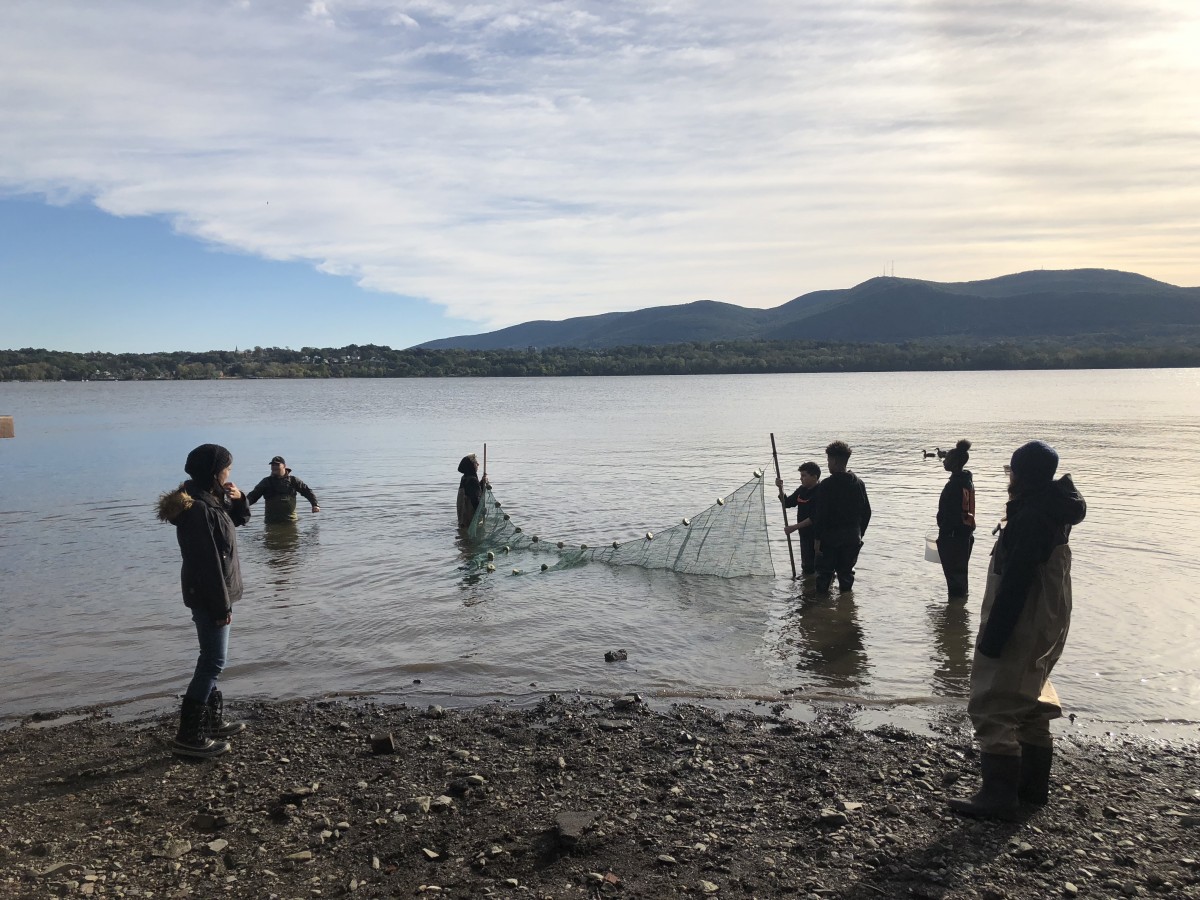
top-left (157, 481), bottom-right (251, 619)
top-left (978, 474), bottom-right (1086, 657)
top-left (937, 469), bottom-right (976, 536)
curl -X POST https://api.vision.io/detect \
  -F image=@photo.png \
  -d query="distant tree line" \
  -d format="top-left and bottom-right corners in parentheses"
top-left (2, 337), bottom-right (1199, 381)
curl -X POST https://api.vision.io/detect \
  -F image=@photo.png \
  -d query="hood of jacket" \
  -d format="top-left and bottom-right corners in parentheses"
top-left (157, 483), bottom-right (194, 524)
top-left (1009, 473), bottom-right (1086, 528)
top-left (157, 481), bottom-right (223, 524)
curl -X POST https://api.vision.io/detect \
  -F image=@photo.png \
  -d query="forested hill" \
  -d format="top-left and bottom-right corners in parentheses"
top-left (5, 268), bottom-right (1200, 381)
top-left (417, 268), bottom-right (1200, 350)
top-left (4, 335), bottom-right (1200, 381)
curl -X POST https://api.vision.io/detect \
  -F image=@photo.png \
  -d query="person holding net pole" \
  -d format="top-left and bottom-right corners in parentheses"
top-left (456, 452), bottom-right (490, 529)
top-left (776, 460), bottom-right (821, 577)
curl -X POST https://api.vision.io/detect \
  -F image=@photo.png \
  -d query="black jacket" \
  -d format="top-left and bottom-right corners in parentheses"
top-left (978, 474), bottom-right (1087, 657)
top-left (157, 482), bottom-right (251, 619)
top-left (782, 482), bottom-right (819, 519)
top-left (810, 471), bottom-right (871, 546)
top-left (937, 469), bottom-right (976, 536)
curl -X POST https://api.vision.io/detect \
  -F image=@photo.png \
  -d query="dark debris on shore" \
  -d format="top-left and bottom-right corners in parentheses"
top-left (1, 697), bottom-right (1198, 899)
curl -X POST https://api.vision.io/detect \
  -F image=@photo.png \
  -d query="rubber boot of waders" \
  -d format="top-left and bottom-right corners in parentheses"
top-left (172, 697), bottom-right (231, 759)
top-left (948, 752), bottom-right (1022, 821)
top-left (206, 689), bottom-right (246, 738)
top-left (1018, 742), bottom-right (1053, 806)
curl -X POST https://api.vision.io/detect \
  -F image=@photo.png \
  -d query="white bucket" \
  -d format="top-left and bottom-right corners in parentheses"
top-left (924, 529), bottom-right (941, 564)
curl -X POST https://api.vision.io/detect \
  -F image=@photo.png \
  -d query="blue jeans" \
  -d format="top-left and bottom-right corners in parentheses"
top-left (185, 609), bottom-right (230, 702)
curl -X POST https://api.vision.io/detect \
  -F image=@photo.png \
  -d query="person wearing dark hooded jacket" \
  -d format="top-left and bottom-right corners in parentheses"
top-left (456, 453), bottom-right (490, 529)
top-left (936, 438), bottom-right (976, 600)
top-left (949, 440), bottom-right (1086, 821)
top-left (157, 443), bottom-right (251, 758)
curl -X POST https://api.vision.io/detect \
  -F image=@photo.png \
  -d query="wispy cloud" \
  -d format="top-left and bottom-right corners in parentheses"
top-left (2, 0), bottom-right (1197, 331)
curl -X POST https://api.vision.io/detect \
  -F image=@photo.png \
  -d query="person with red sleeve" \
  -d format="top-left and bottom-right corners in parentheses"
top-left (936, 439), bottom-right (976, 600)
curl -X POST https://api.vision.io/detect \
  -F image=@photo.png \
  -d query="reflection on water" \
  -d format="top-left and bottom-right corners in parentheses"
top-left (928, 599), bottom-right (972, 699)
top-left (256, 522), bottom-right (316, 602)
top-left (779, 586), bottom-right (870, 693)
top-left (1, 371), bottom-right (1199, 735)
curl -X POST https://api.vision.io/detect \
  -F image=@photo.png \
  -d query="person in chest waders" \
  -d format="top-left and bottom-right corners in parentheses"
top-left (246, 456), bottom-right (320, 524)
top-left (456, 454), bottom-right (490, 529)
top-left (936, 439), bottom-right (976, 600)
top-left (949, 440), bottom-right (1086, 820)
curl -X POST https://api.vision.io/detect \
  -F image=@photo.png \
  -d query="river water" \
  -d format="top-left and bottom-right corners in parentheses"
top-left (1, 371), bottom-right (1197, 738)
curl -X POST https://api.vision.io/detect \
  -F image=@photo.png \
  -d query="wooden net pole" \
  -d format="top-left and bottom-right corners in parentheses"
top-left (770, 432), bottom-right (797, 580)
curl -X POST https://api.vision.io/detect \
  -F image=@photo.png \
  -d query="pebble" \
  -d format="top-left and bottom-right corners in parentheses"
top-left (818, 809), bottom-right (849, 828)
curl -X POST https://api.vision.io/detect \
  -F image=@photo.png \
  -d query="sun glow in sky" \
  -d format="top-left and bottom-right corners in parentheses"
top-left (2, 0), bottom-right (1199, 352)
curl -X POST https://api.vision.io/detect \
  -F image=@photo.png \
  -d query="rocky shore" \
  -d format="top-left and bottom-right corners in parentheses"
top-left (1, 697), bottom-right (1197, 899)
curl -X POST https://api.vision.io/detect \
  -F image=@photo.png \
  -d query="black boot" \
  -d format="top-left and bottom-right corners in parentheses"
top-left (948, 752), bottom-right (1022, 821)
top-left (1018, 742), bottom-right (1053, 806)
top-left (206, 689), bottom-right (246, 738)
top-left (172, 697), bottom-right (230, 758)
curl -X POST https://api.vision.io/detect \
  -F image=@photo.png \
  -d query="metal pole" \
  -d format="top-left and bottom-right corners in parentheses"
top-left (770, 432), bottom-right (797, 580)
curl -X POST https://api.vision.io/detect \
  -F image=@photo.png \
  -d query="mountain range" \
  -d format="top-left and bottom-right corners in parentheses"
top-left (416, 269), bottom-right (1200, 350)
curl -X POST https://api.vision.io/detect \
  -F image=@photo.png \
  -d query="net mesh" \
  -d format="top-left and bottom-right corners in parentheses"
top-left (465, 470), bottom-right (774, 578)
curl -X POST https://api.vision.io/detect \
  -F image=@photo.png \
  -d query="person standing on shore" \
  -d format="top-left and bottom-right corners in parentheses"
top-left (810, 441), bottom-right (871, 594)
top-left (936, 439), bottom-right (976, 600)
top-left (776, 460), bottom-right (821, 576)
top-left (247, 456), bottom-right (320, 524)
top-left (949, 440), bottom-right (1086, 820)
top-left (157, 443), bottom-right (251, 758)
top-left (457, 453), bottom-right (490, 529)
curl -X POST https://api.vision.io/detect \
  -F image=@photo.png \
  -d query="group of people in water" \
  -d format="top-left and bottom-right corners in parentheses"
top-left (776, 437), bottom-right (1087, 820)
top-left (159, 435), bottom-right (1086, 822)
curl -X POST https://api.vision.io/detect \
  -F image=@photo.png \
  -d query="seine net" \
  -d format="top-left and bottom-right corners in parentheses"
top-left (464, 470), bottom-right (774, 578)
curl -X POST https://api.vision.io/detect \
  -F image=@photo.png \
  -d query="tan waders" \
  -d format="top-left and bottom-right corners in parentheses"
top-left (950, 542), bottom-right (1072, 819)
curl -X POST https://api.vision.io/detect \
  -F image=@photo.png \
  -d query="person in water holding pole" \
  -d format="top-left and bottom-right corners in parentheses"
top-left (157, 443), bottom-right (250, 758)
top-left (246, 456), bottom-right (320, 524)
top-left (949, 440), bottom-right (1086, 820)
top-left (936, 439), bottom-right (976, 600)
top-left (776, 460), bottom-right (821, 576)
top-left (810, 441), bottom-right (871, 594)
top-left (457, 453), bottom-right (490, 529)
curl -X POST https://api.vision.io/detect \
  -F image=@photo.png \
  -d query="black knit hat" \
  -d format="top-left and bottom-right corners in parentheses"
top-left (1010, 440), bottom-right (1058, 484)
top-left (185, 443), bottom-right (233, 482)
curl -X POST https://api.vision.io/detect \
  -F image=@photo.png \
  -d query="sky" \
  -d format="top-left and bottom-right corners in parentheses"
top-left (2, 0), bottom-right (1199, 353)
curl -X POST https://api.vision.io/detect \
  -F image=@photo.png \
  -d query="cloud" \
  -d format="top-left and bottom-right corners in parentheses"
top-left (2, 0), bottom-right (1198, 333)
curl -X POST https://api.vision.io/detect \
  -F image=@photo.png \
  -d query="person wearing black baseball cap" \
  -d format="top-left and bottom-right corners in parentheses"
top-left (949, 440), bottom-right (1086, 820)
top-left (156, 443), bottom-right (252, 758)
top-left (247, 455), bottom-right (320, 524)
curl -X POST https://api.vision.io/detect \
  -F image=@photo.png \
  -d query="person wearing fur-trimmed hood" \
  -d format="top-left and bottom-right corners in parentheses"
top-left (157, 443), bottom-right (252, 758)
top-left (949, 440), bottom-right (1086, 821)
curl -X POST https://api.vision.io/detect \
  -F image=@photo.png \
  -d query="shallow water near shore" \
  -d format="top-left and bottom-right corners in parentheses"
top-left (1, 370), bottom-right (1198, 738)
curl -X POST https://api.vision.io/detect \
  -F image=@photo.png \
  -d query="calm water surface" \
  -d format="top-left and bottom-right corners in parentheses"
top-left (1, 371), bottom-right (1197, 737)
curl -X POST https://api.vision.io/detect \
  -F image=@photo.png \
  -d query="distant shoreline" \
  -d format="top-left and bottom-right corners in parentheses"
top-left (4, 337), bottom-right (1200, 381)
